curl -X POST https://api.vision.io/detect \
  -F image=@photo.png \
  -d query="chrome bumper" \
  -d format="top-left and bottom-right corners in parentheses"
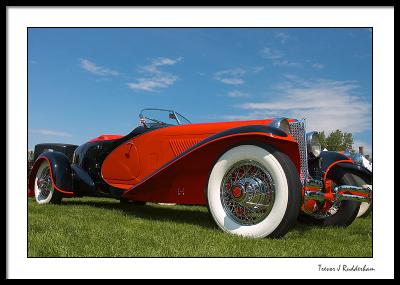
top-left (304, 181), bottom-right (372, 203)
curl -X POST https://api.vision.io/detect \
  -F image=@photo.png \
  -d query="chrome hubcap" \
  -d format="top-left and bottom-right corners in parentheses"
top-left (36, 166), bottom-right (52, 201)
top-left (220, 160), bottom-right (275, 225)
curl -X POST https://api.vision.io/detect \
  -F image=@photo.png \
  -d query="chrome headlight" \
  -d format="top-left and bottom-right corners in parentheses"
top-left (306, 131), bottom-right (321, 158)
top-left (271, 118), bottom-right (291, 134)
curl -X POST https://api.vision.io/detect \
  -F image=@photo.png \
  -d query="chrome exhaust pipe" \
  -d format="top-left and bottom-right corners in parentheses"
top-left (334, 184), bottom-right (372, 196)
top-left (335, 193), bottom-right (370, 202)
top-left (304, 184), bottom-right (372, 202)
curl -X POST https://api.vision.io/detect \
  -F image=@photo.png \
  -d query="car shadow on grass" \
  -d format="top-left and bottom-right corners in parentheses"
top-left (64, 200), bottom-right (220, 230)
top-left (62, 199), bottom-right (328, 234)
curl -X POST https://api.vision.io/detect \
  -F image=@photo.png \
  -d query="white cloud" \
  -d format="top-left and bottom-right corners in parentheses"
top-left (227, 91), bottom-right (250, 98)
top-left (252, 66), bottom-right (264, 73)
top-left (312, 63), bottom-right (325, 69)
top-left (277, 60), bottom-right (301, 67)
top-left (79, 58), bottom-right (119, 76)
top-left (141, 57), bottom-right (183, 74)
top-left (128, 57), bottom-right (182, 92)
top-left (127, 74), bottom-right (178, 92)
top-left (152, 57), bottom-right (182, 66)
top-left (261, 48), bottom-right (283, 60)
top-left (30, 129), bottom-right (72, 137)
top-left (214, 67), bottom-right (264, 85)
top-left (238, 76), bottom-right (371, 134)
top-left (260, 47), bottom-right (301, 67)
top-left (274, 32), bottom-right (290, 44)
top-left (220, 78), bottom-right (245, 85)
top-left (214, 68), bottom-right (247, 85)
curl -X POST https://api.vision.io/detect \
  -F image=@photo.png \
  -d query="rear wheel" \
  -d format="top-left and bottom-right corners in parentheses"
top-left (34, 160), bottom-right (63, 204)
top-left (206, 144), bottom-right (301, 238)
top-left (300, 168), bottom-right (361, 226)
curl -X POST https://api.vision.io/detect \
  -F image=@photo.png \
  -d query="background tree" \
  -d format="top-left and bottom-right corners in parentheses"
top-left (342, 132), bottom-right (354, 152)
top-left (318, 131), bottom-right (327, 150)
top-left (326, 129), bottom-right (343, 151)
top-left (319, 129), bottom-right (354, 152)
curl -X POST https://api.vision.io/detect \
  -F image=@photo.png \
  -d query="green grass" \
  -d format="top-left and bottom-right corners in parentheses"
top-left (28, 197), bottom-right (372, 257)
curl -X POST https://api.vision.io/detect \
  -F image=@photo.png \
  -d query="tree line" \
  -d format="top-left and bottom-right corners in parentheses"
top-left (318, 130), bottom-right (354, 152)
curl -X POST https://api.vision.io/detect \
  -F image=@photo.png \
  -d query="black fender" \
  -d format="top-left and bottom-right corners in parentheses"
top-left (330, 162), bottom-right (372, 184)
top-left (309, 151), bottom-right (372, 184)
top-left (71, 164), bottom-right (96, 193)
top-left (29, 151), bottom-right (74, 195)
top-left (197, 124), bottom-right (288, 144)
top-left (319, 151), bottom-right (351, 171)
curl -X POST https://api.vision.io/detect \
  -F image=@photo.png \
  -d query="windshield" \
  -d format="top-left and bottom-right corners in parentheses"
top-left (139, 108), bottom-right (191, 127)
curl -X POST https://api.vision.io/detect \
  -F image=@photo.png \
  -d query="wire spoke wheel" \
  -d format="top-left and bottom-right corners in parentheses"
top-left (208, 144), bottom-right (301, 238)
top-left (220, 160), bottom-right (275, 225)
top-left (33, 160), bottom-right (62, 204)
top-left (36, 166), bottom-right (53, 202)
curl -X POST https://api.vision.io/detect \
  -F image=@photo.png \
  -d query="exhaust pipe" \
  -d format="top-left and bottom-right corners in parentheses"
top-left (335, 193), bottom-right (371, 202)
top-left (304, 183), bottom-right (372, 203)
top-left (334, 184), bottom-right (372, 196)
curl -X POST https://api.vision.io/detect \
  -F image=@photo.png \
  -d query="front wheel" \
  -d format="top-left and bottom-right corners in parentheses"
top-left (206, 144), bottom-right (302, 238)
top-left (34, 160), bottom-right (63, 204)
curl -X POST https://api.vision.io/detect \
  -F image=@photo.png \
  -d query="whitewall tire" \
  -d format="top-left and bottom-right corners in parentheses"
top-left (206, 144), bottom-right (301, 238)
top-left (34, 160), bottom-right (63, 204)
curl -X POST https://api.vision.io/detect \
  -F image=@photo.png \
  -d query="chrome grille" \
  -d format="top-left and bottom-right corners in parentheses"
top-left (289, 121), bottom-right (308, 184)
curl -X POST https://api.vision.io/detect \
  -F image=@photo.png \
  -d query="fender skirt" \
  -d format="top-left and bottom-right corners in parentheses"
top-left (28, 151), bottom-right (75, 197)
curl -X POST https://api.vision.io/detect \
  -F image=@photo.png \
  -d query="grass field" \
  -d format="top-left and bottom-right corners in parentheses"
top-left (28, 197), bottom-right (372, 257)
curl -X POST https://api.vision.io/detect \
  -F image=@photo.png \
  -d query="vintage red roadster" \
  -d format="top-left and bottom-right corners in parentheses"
top-left (28, 108), bottom-right (372, 238)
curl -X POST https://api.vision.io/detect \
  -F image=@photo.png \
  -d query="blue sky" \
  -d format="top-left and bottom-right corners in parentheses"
top-left (28, 28), bottom-right (372, 154)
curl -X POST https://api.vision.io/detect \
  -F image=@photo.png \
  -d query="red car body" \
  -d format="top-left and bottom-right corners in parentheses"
top-left (102, 119), bottom-right (300, 204)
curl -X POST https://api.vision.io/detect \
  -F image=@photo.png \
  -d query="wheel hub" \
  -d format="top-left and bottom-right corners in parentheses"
top-left (231, 177), bottom-right (265, 203)
top-left (221, 160), bottom-right (275, 225)
top-left (231, 186), bottom-right (243, 199)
